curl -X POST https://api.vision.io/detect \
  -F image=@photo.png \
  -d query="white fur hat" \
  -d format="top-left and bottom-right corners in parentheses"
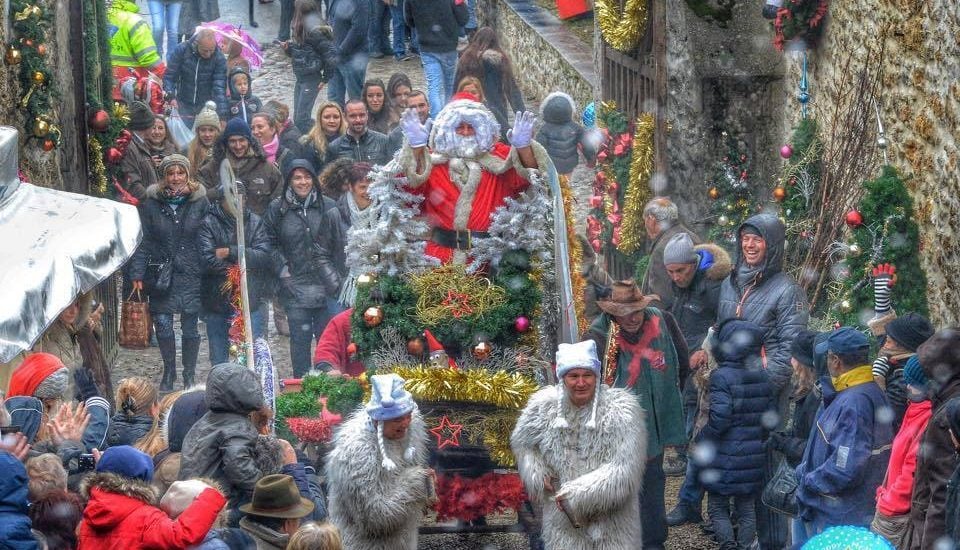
top-left (160, 479), bottom-right (212, 519)
top-left (553, 340), bottom-right (602, 430)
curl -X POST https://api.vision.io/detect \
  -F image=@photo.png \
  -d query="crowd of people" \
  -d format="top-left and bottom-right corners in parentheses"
top-left (3, 2), bottom-right (957, 550)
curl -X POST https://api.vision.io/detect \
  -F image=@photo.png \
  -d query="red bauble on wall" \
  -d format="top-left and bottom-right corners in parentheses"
top-left (88, 109), bottom-right (110, 132)
top-left (845, 210), bottom-right (864, 227)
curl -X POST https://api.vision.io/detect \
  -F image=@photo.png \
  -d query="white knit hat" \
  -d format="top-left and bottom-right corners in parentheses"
top-left (553, 341), bottom-right (602, 430)
top-left (160, 479), bottom-right (212, 518)
top-left (366, 374), bottom-right (418, 471)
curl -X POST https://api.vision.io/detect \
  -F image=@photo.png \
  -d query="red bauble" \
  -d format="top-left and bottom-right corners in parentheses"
top-left (88, 109), bottom-right (110, 132)
top-left (514, 316), bottom-right (530, 332)
top-left (406, 338), bottom-right (425, 356)
top-left (107, 147), bottom-right (123, 164)
top-left (589, 195), bottom-right (603, 208)
top-left (41, 139), bottom-right (55, 151)
top-left (346, 342), bottom-right (358, 356)
top-left (740, 171), bottom-right (748, 180)
top-left (845, 210), bottom-right (864, 227)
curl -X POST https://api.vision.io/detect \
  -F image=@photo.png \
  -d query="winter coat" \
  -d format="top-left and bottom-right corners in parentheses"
top-left (197, 139), bottom-right (283, 216)
top-left (197, 203), bottom-right (274, 314)
top-left (313, 308), bottom-right (365, 376)
top-left (328, 0), bottom-right (369, 59)
top-left (535, 92), bottom-right (596, 174)
top-left (669, 243), bottom-right (731, 353)
top-left (641, 223), bottom-right (700, 310)
top-left (106, 414), bottom-right (155, 448)
top-left (179, 0), bottom-right (220, 44)
top-left (77, 472), bottom-right (226, 550)
top-left (454, 49), bottom-right (524, 141)
top-left (717, 214), bottom-right (809, 391)
top-left (882, 353), bottom-right (911, 433)
top-left (291, 13), bottom-right (337, 81)
top-left (795, 370), bottom-right (893, 529)
top-left (278, 122), bottom-right (304, 159)
top-left (774, 386), bottom-right (823, 467)
top-left (238, 518), bottom-right (289, 549)
top-left (107, 0), bottom-right (161, 69)
top-left (164, 35), bottom-right (229, 117)
top-left (325, 130), bottom-right (392, 166)
top-left (325, 408), bottom-right (430, 550)
top-left (226, 67), bottom-right (263, 125)
top-left (403, 0), bottom-right (468, 53)
top-left (178, 364), bottom-right (264, 505)
top-left (908, 376), bottom-right (960, 549)
top-left (946, 465), bottom-right (960, 548)
top-left (0, 451), bottom-right (38, 550)
top-left (511, 385), bottom-right (647, 550)
top-left (696, 320), bottom-right (773, 496)
top-left (876, 399), bottom-right (933, 517)
top-left (6, 395), bottom-right (111, 464)
top-left (119, 134), bottom-right (161, 200)
top-left (130, 184), bottom-right (210, 315)
top-left (262, 184), bottom-right (339, 309)
top-left (194, 528), bottom-right (255, 550)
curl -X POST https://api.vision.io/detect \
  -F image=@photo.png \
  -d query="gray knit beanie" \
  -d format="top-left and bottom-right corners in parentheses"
top-left (159, 154), bottom-right (191, 175)
top-left (192, 101), bottom-right (221, 132)
top-left (33, 367), bottom-right (69, 400)
top-left (663, 233), bottom-right (698, 265)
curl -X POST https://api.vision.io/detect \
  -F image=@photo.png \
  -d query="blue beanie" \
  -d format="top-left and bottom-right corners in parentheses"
top-left (96, 445), bottom-right (154, 482)
top-left (221, 117), bottom-right (253, 143)
top-left (902, 355), bottom-right (928, 389)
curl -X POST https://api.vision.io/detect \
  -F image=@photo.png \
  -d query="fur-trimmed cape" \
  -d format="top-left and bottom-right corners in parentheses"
top-left (325, 408), bottom-right (431, 550)
top-left (511, 385), bottom-right (647, 550)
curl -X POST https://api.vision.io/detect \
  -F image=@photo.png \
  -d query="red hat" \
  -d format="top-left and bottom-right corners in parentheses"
top-left (423, 330), bottom-right (456, 369)
top-left (450, 91), bottom-right (480, 103)
top-left (8, 352), bottom-right (65, 398)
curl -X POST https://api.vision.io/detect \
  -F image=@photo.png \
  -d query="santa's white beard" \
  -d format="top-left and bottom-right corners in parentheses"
top-left (435, 134), bottom-right (484, 159)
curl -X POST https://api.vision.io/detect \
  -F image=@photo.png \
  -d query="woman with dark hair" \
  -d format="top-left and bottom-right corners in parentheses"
top-left (324, 162), bottom-right (375, 306)
top-left (263, 161), bottom-right (339, 377)
top-left (454, 26), bottom-right (525, 139)
top-left (386, 72), bottom-right (413, 112)
top-left (147, 116), bottom-right (179, 176)
top-left (317, 157), bottom-right (357, 201)
top-left (362, 78), bottom-right (399, 134)
top-left (300, 102), bottom-right (347, 173)
top-left (288, 0), bottom-right (337, 133)
top-left (28, 490), bottom-right (82, 550)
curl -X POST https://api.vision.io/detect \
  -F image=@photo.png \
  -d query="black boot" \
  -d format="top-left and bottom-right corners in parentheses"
top-left (158, 337), bottom-right (177, 392)
top-left (666, 501), bottom-right (703, 527)
top-left (181, 337), bottom-right (201, 389)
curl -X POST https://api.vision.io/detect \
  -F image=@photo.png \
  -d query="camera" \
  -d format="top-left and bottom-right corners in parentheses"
top-left (0, 425), bottom-right (21, 436)
top-left (78, 454), bottom-right (96, 472)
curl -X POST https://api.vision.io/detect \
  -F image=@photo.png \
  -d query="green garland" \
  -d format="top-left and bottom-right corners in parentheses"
top-left (351, 253), bottom-right (541, 358)
top-left (274, 372), bottom-right (365, 441)
top-left (9, 0), bottom-right (58, 147)
top-left (779, 118), bottom-right (822, 270)
top-left (81, 0), bottom-right (113, 111)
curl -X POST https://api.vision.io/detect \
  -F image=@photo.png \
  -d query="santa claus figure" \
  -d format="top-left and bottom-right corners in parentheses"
top-left (398, 92), bottom-right (549, 264)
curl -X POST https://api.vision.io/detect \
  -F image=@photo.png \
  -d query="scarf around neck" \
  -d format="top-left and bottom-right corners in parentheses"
top-left (262, 134), bottom-right (280, 165)
top-left (346, 191), bottom-right (375, 228)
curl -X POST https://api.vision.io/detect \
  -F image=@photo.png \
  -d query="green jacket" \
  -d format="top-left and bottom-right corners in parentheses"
top-left (108, 1), bottom-right (161, 69)
top-left (588, 309), bottom-right (688, 458)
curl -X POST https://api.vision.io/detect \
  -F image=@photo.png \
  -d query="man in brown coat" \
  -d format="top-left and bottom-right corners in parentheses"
top-left (908, 328), bottom-right (960, 549)
top-left (640, 197), bottom-right (700, 310)
top-left (118, 101), bottom-right (161, 201)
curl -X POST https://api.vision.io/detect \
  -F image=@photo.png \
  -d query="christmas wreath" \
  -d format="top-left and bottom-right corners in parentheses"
top-left (772, 0), bottom-right (829, 51)
top-left (596, 0), bottom-right (648, 52)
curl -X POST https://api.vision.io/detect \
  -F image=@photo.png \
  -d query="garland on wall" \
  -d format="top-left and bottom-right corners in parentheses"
top-left (771, 0), bottom-right (829, 51)
top-left (6, 0), bottom-right (59, 150)
top-left (596, 0), bottom-right (648, 51)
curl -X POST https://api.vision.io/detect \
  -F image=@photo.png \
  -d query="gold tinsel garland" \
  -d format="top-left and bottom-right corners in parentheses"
top-left (389, 366), bottom-right (539, 410)
top-left (558, 174), bottom-right (588, 335)
top-left (409, 265), bottom-right (507, 326)
top-left (482, 416), bottom-right (519, 468)
top-left (596, 0), bottom-right (648, 51)
top-left (88, 137), bottom-right (108, 195)
top-left (617, 113), bottom-right (656, 254)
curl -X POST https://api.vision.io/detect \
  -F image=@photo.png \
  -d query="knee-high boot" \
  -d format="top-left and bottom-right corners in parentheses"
top-left (158, 336), bottom-right (178, 391)
top-left (181, 337), bottom-right (201, 389)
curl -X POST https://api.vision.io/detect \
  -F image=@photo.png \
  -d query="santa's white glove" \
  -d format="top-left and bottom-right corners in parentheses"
top-left (507, 111), bottom-right (537, 148)
top-left (401, 108), bottom-right (432, 148)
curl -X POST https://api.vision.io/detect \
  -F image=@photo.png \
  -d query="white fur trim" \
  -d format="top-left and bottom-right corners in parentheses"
top-left (540, 91), bottom-right (577, 119)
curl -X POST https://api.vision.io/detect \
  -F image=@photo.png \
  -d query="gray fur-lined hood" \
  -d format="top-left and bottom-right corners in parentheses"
top-left (540, 91), bottom-right (576, 124)
top-left (144, 182), bottom-right (208, 202)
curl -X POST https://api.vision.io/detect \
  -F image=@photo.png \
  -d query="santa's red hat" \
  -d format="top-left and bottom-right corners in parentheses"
top-left (449, 91), bottom-right (480, 103)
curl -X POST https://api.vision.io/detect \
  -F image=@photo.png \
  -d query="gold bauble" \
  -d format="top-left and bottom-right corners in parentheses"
top-left (839, 300), bottom-right (853, 313)
top-left (356, 273), bottom-right (374, 286)
top-left (4, 46), bottom-right (21, 65)
top-left (363, 306), bottom-right (384, 327)
top-left (773, 187), bottom-right (786, 202)
top-left (229, 344), bottom-right (239, 355)
top-left (472, 341), bottom-right (493, 361)
top-left (708, 187), bottom-right (720, 200)
top-left (848, 243), bottom-right (862, 257)
top-left (31, 71), bottom-right (45, 85)
top-left (32, 118), bottom-right (49, 137)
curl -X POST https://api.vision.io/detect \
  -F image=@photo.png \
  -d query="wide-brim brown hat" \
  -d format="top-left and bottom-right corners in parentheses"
top-left (239, 474), bottom-right (315, 519)
top-left (596, 280), bottom-right (654, 318)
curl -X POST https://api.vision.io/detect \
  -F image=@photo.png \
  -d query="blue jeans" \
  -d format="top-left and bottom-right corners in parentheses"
top-left (368, 0), bottom-right (392, 55)
top-left (708, 493), bottom-right (757, 549)
top-left (677, 453), bottom-right (704, 505)
top-left (327, 53), bottom-right (368, 107)
top-left (205, 307), bottom-right (267, 366)
top-left (389, 2), bottom-right (407, 56)
top-left (153, 312), bottom-right (200, 340)
top-left (286, 305), bottom-right (334, 378)
top-left (147, 0), bottom-right (181, 60)
top-left (420, 50), bottom-right (458, 118)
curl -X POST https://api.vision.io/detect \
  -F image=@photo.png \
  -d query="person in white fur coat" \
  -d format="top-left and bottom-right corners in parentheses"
top-left (512, 340), bottom-right (648, 550)
top-left (325, 373), bottom-right (433, 550)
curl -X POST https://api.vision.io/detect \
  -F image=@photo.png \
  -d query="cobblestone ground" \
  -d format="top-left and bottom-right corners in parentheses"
top-left (122, 1), bottom-right (713, 547)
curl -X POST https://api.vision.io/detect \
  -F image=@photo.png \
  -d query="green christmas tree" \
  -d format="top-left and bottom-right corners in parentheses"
top-left (707, 133), bottom-right (758, 250)
top-left (835, 166), bottom-right (929, 325)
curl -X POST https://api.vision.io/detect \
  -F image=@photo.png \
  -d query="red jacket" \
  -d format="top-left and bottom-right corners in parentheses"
top-left (78, 473), bottom-right (226, 550)
top-left (877, 399), bottom-right (933, 516)
top-left (313, 308), bottom-right (365, 377)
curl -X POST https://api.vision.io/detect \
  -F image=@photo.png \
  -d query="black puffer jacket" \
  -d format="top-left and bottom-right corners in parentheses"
top-left (106, 414), bottom-right (155, 448)
top-left (163, 35), bottom-right (229, 117)
top-left (263, 161), bottom-right (340, 309)
top-left (669, 243), bottom-right (731, 353)
top-left (130, 184), bottom-right (210, 315)
top-left (197, 202), bottom-right (274, 314)
top-left (717, 214), bottom-right (809, 390)
top-left (324, 130), bottom-right (392, 166)
top-left (227, 66), bottom-right (263, 125)
top-left (291, 13), bottom-right (337, 80)
top-left (178, 363), bottom-right (264, 504)
top-left (535, 92), bottom-right (596, 174)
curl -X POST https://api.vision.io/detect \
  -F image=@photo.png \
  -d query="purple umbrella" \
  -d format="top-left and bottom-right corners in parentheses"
top-left (195, 22), bottom-right (264, 70)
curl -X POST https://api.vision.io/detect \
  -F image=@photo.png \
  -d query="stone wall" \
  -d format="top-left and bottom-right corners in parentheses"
top-left (787, 1), bottom-right (960, 325)
top-left (476, 0), bottom-right (595, 108)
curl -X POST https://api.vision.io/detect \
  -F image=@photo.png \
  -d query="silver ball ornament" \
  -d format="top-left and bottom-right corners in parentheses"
top-left (718, 215), bottom-right (729, 226)
top-left (877, 135), bottom-right (888, 150)
top-left (848, 243), bottom-right (862, 257)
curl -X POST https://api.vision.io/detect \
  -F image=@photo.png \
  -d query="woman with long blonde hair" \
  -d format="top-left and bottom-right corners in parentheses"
top-left (300, 101), bottom-right (347, 172)
top-left (288, 522), bottom-right (343, 550)
top-left (108, 377), bottom-right (160, 449)
top-left (185, 101), bottom-right (221, 179)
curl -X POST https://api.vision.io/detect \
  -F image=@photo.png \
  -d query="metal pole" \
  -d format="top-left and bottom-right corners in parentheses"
top-left (234, 189), bottom-right (256, 368)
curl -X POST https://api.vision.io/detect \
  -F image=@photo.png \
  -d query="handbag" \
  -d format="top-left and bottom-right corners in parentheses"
top-left (288, 41), bottom-right (325, 78)
top-left (119, 289), bottom-right (152, 349)
top-left (761, 458), bottom-right (799, 517)
top-left (145, 259), bottom-right (174, 294)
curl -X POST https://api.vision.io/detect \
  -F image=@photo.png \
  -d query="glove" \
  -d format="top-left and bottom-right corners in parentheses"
top-left (74, 368), bottom-right (100, 402)
top-left (872, 263), bottom-right (896, 314)
top-left (400, 108), bottom-right (432, 148)
top-left (506, 111), bottom-right (537, 148)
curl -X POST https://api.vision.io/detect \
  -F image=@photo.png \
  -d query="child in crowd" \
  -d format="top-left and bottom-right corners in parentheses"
top-left (536, 91), bottom-right (598, 177)
top-left (228, 67), bottom-right (263, 126)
